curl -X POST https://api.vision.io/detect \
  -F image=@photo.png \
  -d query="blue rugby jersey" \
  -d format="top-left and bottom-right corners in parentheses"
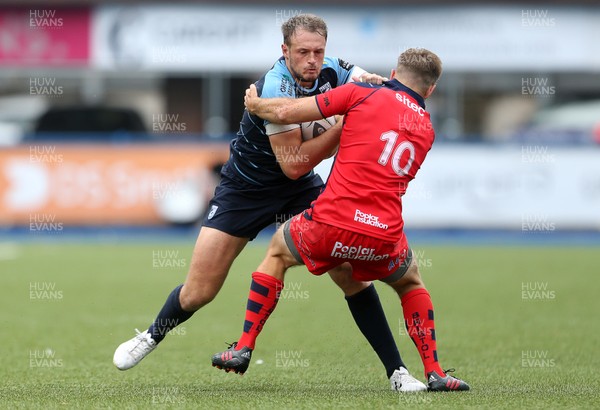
top-left (225, 56), bottom-right (356, 187)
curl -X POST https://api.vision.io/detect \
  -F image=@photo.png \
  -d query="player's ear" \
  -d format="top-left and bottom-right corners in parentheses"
top-left (389, 69), bottom-right (396, 80)
top-left (423, 83), bottom-right (437, 99)
top-left (282, 43), bottom-right (289, 59)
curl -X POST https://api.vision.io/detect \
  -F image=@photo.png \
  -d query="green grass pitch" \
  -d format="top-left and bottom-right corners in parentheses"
top-left (1, 241), bottom-right (599, 409)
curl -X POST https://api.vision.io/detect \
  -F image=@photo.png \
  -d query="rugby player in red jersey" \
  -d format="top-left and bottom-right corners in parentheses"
top-left (212, 48), bottom-right (470, 392)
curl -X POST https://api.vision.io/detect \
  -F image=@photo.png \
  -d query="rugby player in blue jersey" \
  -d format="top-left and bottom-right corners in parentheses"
top-left (113, 14), bottom-right (425, 391)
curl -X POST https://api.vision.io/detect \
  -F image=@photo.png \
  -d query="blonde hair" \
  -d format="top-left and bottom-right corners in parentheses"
top-left (397, 48), bottom-right (442, 89)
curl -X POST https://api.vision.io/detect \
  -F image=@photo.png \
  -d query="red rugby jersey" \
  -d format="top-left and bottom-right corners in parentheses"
top-left (311, 79), bottom-right (435, 241)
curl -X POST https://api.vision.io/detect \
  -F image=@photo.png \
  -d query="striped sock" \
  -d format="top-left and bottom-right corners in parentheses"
top-left (236, 272), bottom-right (283, 350)
top-left (401, 288), bottom-right (445, 377)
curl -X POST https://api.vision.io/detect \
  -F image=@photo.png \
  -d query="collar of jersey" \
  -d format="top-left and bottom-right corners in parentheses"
top-left (294, 78), bottom-right (319, 94)
top-left (385, 79), bottom-right (426, 109)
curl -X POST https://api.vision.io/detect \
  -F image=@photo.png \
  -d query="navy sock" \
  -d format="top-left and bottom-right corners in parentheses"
top-left (346, 283), bottom-right (405, 378)
top-left (147, 285), bottom-right (194, 344)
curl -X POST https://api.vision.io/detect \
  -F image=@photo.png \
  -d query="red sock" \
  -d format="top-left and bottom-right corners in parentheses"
top-left (401, 288), bottom-right (445, 378)
top-left (236, 272), bottom-right (283, 350)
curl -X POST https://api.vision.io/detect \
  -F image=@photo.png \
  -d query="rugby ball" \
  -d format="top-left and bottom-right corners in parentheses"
top-left (301, 116), bottom-right (336, 141)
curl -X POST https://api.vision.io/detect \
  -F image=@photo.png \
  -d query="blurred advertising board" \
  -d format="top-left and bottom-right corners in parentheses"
top-left (92, 5), bottom-right (281, 72)
top-left (401, 146), bottom-right (600, 230)
top-left (0, 144), bottom-right (228, 226)
top-left (92, 5), bottom-right (600, 72)
top-left (0, 8), bottom-right (90, 66)
top-left (3, 144), bottom-right (597, 230)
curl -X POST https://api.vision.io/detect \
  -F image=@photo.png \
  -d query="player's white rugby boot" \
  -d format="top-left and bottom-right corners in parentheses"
top-left (113, 329), bottom-right (157, 370)
top-left (390, 367), bottom-right (428, 392)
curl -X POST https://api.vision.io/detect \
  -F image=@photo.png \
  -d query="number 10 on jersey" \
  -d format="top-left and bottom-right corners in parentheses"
top-left (377, 131), bottom-right (415, 176)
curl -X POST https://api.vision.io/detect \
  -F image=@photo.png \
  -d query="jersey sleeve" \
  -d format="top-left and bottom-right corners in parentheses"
top-left (324, 56), bottom-right (355, 86)
top-left (260, 69), bottom-right (300, 135)
top-left (315, 83), bottom-right (362, 118)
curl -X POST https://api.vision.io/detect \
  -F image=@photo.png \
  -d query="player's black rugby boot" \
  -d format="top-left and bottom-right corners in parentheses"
top-left (427, 368), bottom-right (470, 391)
top-left (211, 342), bottom-right (252, 375)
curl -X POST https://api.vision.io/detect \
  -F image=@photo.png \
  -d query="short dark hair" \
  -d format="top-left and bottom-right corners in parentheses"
top-left (397, 48), bottom-right (442, 88)
top-left (281, 14), bottom-right (327, 46)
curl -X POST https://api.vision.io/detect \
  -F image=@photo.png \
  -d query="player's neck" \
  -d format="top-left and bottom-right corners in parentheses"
top-left (292, 73), bottom-right (314, 90)
top-left (395, 76), bottom-right (426, 99)
top-left (297, 79), bottom-right (315, 89)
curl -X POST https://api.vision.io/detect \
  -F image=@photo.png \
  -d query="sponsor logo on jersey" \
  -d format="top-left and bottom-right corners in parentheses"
top-left (354, 209), bottom-right (389, 230)
top-left (331, 241), bottom-right (389, 261)
top-left (338, 59), bottom-right (354, 71)
top-left (396, 93), bottom-right (425, 117)
top-left (207, 205), bottom-right (218, 220)
top-left (319, 82), bottom-right (332, 93)
top-left (280, 76), bottom-right (295, 96)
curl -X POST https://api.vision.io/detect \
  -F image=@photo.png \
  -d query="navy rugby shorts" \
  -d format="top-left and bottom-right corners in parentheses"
top-left (202, 171), bottom-right (322, 240)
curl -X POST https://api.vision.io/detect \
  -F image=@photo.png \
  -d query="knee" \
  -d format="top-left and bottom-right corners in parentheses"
top-left (403, 262), bottom-right (424, 287)
top-left (179, 283), bottom-right (217, 311)
top-left (328, 264), bottom-right (370, 296)
top-left (389, 261), bottom-right (425, 297)
top-left (338, 280), bottom-right (371, 297)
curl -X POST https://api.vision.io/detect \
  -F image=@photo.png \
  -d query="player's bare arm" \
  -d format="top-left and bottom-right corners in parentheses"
top-left (269, 123), bottom-right (341, 180)
top-left (245, 84), bottom-right (324, 124)
top-left (350, 67), bottom-right (389, 84)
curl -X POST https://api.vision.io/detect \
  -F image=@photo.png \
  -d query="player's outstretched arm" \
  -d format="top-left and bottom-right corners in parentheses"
top-left (350, 66), bottom-right (388, 84)
top-left (244, 84), bottom-right (322, 124)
